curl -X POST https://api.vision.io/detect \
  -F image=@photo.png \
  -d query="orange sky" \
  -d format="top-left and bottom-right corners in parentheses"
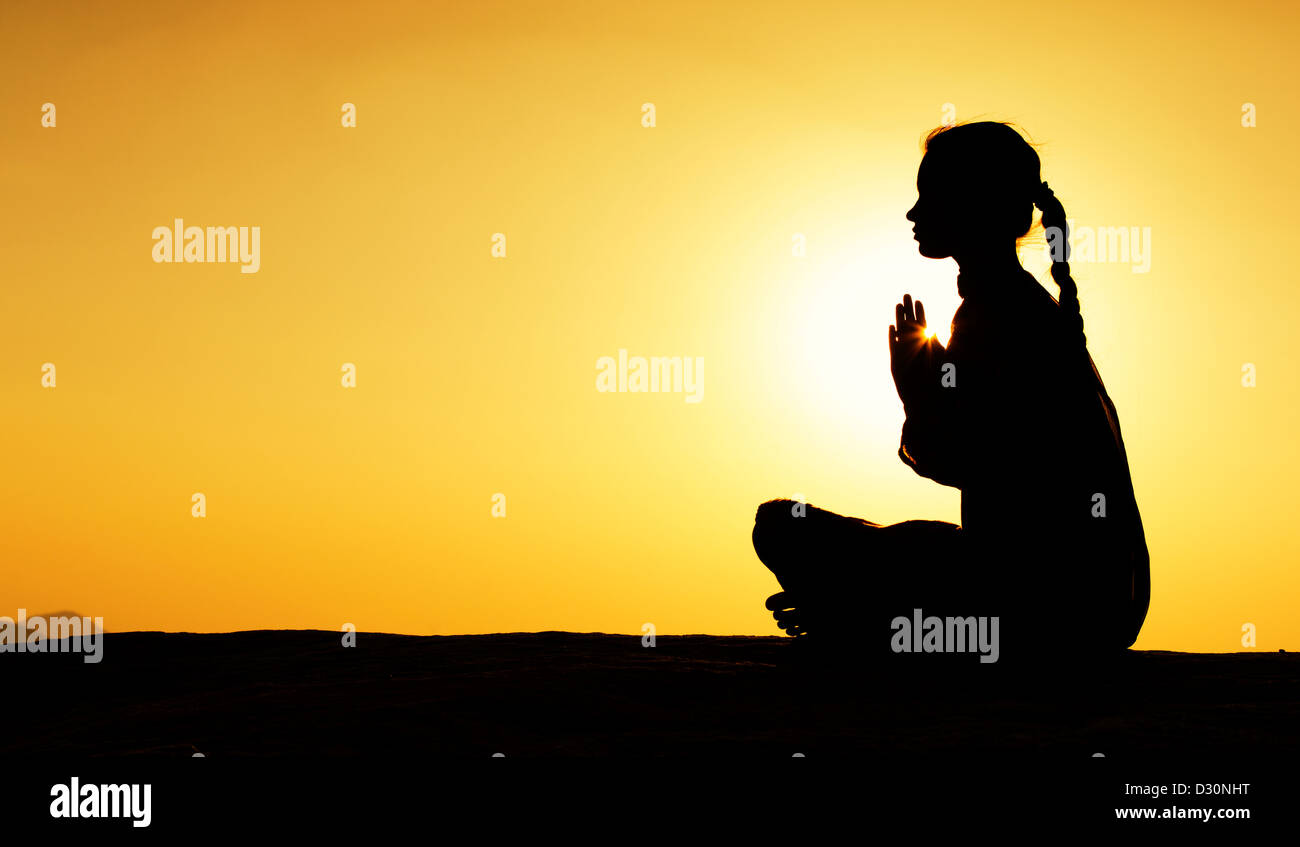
top-left (2, 0), bottom-right (1297, 651)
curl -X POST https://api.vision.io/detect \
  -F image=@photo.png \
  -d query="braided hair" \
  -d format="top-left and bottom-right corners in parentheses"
top-left (1034, 181), bottom-right (1087, 356)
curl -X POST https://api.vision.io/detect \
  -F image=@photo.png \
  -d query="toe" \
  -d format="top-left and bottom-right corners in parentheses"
top-left (774, 606), bottom-right (800, 622)
top-left (765, 591), bottom-right (796, 611)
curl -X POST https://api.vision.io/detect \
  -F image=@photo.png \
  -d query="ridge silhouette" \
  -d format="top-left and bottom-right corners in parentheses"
top-left (753, 121), bottom-right (1150, 663)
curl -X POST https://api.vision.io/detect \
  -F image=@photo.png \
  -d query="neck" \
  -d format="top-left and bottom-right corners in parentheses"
top-left (952, 245), bottom-right (1024, 297)
top-left (953, 244), bottom-right (1023, 279)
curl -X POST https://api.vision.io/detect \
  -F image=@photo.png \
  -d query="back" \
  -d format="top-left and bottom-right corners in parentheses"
top-left (901, 269), bottom-right (1150, 647)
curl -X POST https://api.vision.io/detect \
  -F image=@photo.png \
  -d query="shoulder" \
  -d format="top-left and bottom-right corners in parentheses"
top-left (950, 279), bottom-right (1071, 361)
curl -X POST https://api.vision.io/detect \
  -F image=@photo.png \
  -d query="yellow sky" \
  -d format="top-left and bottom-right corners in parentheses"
top-left (2, 0), bottom-right (1296, 651)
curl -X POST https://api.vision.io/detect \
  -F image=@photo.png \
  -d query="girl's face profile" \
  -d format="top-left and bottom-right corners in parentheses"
top-left (907, 151), bottom-right (1011, 259)
top-left (906, 154), bottom-right (960, 259)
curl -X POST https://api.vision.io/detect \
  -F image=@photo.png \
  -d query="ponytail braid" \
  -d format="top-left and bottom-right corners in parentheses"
top-left (1034, 181), bottom-right (1087, 357)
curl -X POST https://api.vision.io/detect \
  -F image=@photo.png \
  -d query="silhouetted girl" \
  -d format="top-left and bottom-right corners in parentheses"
top-left (753, 122), bottom-right (1149, 661)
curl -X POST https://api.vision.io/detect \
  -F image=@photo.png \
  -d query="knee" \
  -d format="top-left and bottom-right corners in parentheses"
top-left (753, 499), bottom-right (799, 562)
top-left (754, 499), bottom-right (803, 537)
top-left (755, 499), bottom-right (799, 526)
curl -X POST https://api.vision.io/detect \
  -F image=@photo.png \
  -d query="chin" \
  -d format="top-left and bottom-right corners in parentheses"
top-left (915, 241), bottom-right (950, 259)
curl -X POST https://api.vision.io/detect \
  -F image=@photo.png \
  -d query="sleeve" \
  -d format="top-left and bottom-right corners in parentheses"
top-left (896, 306), bottom-right (1019, 489)
top-left (897, 334), bottom-right (969, 488)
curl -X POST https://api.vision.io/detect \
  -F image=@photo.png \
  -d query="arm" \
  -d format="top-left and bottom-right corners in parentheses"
top-left (889, 295), bottom-right (977, 488)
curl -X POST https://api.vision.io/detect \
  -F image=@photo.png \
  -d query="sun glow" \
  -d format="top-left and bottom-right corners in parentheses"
top-left (782, 237), bottom-right (959, 449)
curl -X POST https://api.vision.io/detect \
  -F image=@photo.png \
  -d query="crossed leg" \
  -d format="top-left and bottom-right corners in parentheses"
top-left (752, 499), bottom-right (966, 641)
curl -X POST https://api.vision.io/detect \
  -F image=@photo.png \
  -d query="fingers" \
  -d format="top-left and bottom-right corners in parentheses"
top-left (897, 295), bottom-right (927, 330)
top-left (888, 324), bottom-right (897, 354)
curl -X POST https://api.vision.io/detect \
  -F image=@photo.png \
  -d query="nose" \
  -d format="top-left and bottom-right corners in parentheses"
top-left (905, 202), bottom-right (919, 223)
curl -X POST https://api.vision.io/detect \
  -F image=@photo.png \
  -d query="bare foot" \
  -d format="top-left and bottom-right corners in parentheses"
top-left (766, 591), bottom-right (812, 637)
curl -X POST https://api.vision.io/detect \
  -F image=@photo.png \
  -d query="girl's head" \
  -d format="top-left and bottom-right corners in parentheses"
top-left (906, 120), bottom-right (1085, 353)
top-left (905, 121), bottom-right (1042, 259)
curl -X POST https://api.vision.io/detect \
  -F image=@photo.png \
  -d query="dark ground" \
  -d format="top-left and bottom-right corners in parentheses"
top-left (5, 631), bottom-right (1298, 757)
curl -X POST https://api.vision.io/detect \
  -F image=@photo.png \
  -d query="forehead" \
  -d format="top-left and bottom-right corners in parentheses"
top-left (917, 146), bottom-right (995, 194)
top-left (916, 152), bottom-right (954, 188)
